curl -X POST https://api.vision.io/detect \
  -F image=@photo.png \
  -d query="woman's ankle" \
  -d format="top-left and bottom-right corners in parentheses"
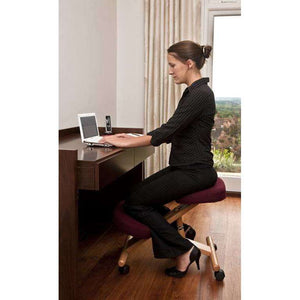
top-left (176, 246), bottom-right (194, 271)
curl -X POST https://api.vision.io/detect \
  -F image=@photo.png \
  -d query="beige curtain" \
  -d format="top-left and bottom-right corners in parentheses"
top-left (144, 0), bottom-right (202, 177)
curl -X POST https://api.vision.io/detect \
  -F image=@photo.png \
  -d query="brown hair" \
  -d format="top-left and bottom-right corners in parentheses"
top-left (167, 40), bottom-right (212, 70)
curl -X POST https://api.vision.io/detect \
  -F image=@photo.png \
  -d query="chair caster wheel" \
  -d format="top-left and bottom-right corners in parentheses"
top-left (119, 265), bottom-right (130, 275)
top-left (214, 269), bottom-right (225, 281)
top-left (214, 243), bottom-right (217, 251)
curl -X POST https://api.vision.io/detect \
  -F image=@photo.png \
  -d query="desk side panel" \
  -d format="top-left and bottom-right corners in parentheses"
top-left (77, 165), bottom-right (96, 190)
top-left (59, 149), bottom-right (78, 300)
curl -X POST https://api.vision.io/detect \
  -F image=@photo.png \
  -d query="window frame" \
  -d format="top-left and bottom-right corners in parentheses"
top-left (201, 0), bottom-right (241, 192)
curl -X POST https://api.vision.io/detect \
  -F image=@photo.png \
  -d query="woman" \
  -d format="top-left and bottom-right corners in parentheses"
top-left (100, 40), bottom-right (217, 278)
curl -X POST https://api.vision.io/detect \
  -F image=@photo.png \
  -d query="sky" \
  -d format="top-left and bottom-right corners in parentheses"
top-left (212, 15), bottom-right (242, 98)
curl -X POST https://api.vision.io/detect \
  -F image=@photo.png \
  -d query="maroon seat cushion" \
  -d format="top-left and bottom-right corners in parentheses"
top-left (113, 201), bottom-right (151, 239)
top-left (113, 178), bottom-right (226, 239)
top-left (177, 178), bottom-right (226, 204)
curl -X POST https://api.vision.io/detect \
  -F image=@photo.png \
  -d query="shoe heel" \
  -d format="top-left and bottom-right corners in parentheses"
top-left (196, 258), bottom-right (200, 270)
top-left (195, 251), bottom-right (201, 270)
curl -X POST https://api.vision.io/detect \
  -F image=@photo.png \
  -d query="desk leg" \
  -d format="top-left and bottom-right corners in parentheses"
top-left (59, 150), bottom-right (78, 300)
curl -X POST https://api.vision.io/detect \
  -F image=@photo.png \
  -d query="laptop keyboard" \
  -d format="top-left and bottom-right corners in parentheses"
top-left (86, 136), bottom-right (102, 142)
top-left (84, 136), bottom-right (113, 147)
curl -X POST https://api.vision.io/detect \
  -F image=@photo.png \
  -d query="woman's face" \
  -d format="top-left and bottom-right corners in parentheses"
top-left (168, 53), bottom-right (189, 84)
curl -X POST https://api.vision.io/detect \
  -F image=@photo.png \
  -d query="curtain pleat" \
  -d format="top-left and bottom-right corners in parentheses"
top-left (144, 0), bottom-right (201, 177)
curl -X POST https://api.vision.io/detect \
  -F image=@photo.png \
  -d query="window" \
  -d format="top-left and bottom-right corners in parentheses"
top-left (212, 16), bottom-right (241, 173)
top-left (201, 0), bottom-right (241, 191)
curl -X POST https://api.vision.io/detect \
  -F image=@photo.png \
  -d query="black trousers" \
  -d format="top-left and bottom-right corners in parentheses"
top-left (123, 165), bottom-right (217, 258)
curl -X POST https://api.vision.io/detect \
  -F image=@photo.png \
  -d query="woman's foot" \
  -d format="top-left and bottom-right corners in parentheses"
top-left (165, 246), bottom-right (201, 278)
top-left (176, 246), bottom-right (195, 271)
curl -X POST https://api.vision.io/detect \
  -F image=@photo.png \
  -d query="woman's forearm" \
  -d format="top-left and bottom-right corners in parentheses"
top-left (124, 135), bottom-right (152, 147)
top-left (100, 134), bottom-right (152, 148)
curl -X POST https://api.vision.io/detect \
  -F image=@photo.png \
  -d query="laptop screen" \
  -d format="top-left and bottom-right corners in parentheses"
top-left (80, 116), bottom-right (98, 139)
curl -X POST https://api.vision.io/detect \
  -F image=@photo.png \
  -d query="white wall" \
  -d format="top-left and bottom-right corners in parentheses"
top-left (116, 0), bottom-right (144, 129)
top-left (59, 0), bottom-right (144, 130)
top-left (59, 0), bottom-right (117, 129)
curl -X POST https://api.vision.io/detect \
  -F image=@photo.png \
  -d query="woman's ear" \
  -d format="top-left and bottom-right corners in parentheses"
top-left (186, 59), bottom-right (194, 69)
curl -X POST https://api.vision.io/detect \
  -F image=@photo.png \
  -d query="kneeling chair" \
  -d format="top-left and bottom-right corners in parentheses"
top-left (113, 177), bottom-right (226, 281)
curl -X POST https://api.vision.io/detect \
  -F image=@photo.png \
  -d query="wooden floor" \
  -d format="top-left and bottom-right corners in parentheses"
top-left (77, 195), bottom-right (240, 300)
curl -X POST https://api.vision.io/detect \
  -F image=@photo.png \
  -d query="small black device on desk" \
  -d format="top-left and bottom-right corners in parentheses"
top-left (105, 115), bottom-right (112, 134)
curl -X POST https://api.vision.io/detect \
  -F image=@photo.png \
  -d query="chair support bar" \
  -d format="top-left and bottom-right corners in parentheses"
top-left (118, 235), bottom-right (131, 267)
top-left (206, 236), bottom-right (220, 271)
top-left (118, 235), bottom-right (148, 267)
top-left (164, 203), bottom-right (197, 224)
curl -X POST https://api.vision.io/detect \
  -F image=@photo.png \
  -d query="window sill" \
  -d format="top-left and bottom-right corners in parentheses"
top-left (217, 172), bottom-right (241, 193)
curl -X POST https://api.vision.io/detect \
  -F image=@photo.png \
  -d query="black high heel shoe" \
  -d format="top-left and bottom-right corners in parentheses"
top-left (165, 246), bottom-right (201, 278)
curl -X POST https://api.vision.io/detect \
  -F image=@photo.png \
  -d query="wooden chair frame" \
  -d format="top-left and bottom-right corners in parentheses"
top-left (117, 203), bottom-right (222, 275)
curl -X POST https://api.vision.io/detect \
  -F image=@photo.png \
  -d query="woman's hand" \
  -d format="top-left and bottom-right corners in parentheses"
top-left (100, 134), bottom-right (133, 147)
top-left (114, 133), bottom-right (128, 138)
top-left (99, 134), bottom-right (152, 148)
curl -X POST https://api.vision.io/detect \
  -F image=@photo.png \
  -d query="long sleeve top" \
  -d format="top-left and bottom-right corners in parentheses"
top-left (147, 77), bottom-right (215, 168)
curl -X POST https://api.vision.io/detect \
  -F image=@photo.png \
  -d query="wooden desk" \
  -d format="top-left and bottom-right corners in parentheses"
top-left (59, 133), bottom-right (154, 300)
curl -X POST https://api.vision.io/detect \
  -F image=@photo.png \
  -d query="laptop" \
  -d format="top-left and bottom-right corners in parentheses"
top-left (78, 113), bottom-right (113, 147)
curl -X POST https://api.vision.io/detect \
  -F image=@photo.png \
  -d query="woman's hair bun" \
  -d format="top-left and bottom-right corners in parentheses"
top-left (201, 45), bottom-right (212, 59)
top-left (167, 40), bottom-right (212, 70)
